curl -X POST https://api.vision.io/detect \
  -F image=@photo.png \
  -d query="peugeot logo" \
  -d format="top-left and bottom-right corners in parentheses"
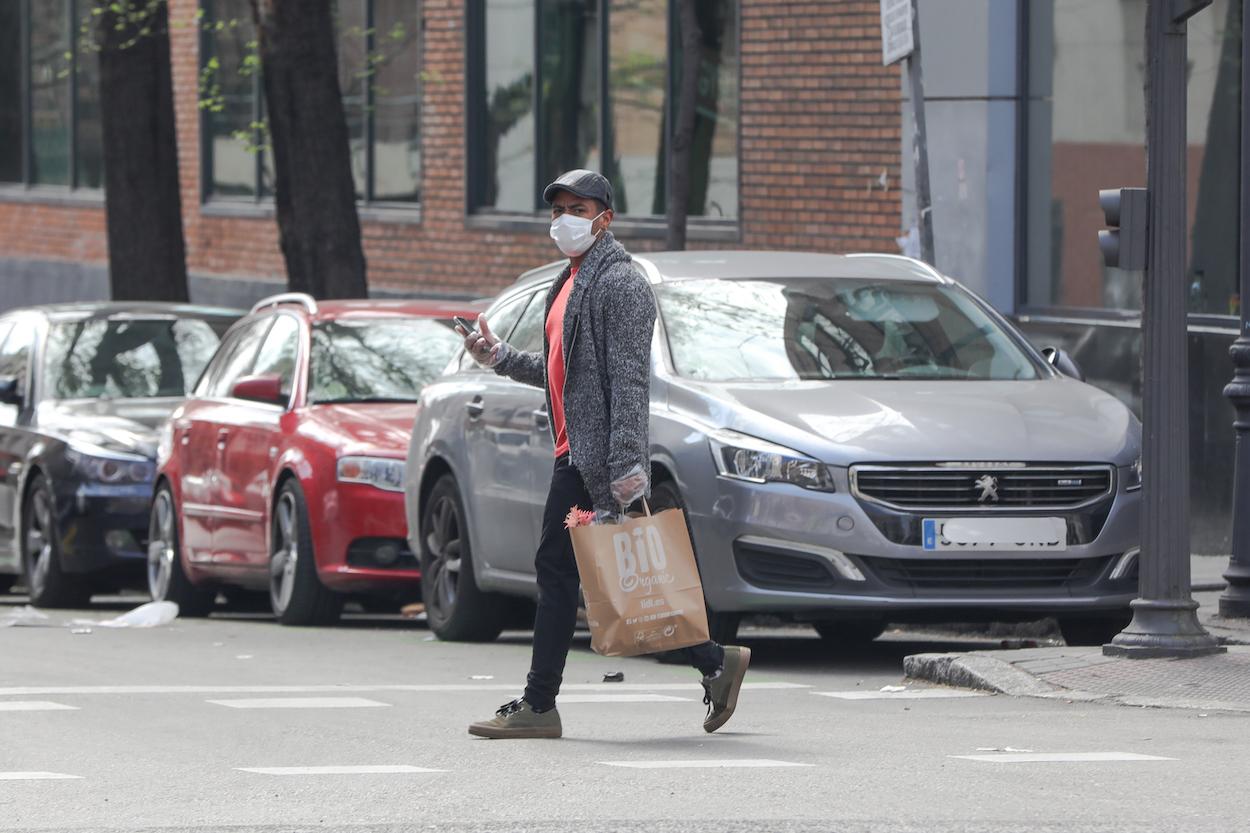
top-left (975, 474), bottom-right (1000, 503)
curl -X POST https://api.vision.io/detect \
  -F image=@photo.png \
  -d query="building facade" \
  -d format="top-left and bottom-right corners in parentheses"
top-left (0, 0), bottom-right (1242, 553)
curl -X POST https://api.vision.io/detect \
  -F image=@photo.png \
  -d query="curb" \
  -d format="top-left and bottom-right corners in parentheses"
top-left (903, 652), bottom-right (1109, 702)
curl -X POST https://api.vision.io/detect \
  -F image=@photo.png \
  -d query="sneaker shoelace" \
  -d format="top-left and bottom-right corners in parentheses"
top-left (496, 698), bottom-right (525, 718)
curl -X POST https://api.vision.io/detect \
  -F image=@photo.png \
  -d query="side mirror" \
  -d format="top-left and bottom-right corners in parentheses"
top-left (1042, 346), bottom-right (1085, 382)
top-left (230, 374), bottom-right (287, 406)
top-left (0, 375), bottom-right (21, 407)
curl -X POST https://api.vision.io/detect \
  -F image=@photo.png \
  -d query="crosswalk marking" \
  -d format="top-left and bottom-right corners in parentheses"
top-left (600, 759), bottom-right (813, 770)
top-left (0, 772), bottom-right (82, 780)
top-left (237, 765), bottom-right (446, 776)
top-left (951, 752), bottom-right (1175, 763)
top-left (558, 694), bottom-right (692, 703)
top-left (816, 689), bottom-right (986, 701)
top-left (0, 682), bottom-right (808, 697)
top-left (0, 701), bottom-right (79, 712)
top-left (207, 697), bottom-right (390, 710)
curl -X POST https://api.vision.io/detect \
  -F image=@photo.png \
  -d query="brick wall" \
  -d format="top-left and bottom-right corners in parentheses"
top-left (0, 0), bottom-right (902, 301)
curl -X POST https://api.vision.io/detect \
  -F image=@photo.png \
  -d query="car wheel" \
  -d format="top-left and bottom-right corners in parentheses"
top-left (813, 619), bottom-right (888, 645)
top-left (21, 474), bottom-right (90, 609)
top-left (1058, 614), bottom-right (1130, 647)
top-left (649, 478), bottom-right (740, 645)
top-left (420, 474), bottom-right (505, 642)
top-left (0, 575), bottom-right (15, 594)
top-left (269, 481), bottom-right (343, 626)
top-left (147, 486), bottom-right (216, 617)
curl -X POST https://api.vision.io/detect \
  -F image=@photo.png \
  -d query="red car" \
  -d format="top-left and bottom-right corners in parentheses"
top-left (149, 293), bottom-right (474, 625)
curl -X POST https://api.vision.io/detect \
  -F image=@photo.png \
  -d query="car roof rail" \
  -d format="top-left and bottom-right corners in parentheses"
top-left (251, 292), bottom-right (318, 315)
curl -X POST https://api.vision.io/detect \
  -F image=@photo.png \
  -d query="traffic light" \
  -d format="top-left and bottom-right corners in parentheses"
top-left (1098, 187), bottom-right (1148, 271)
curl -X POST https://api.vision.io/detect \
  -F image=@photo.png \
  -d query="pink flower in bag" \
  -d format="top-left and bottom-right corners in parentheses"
top-left (564, 507), bottom-right (598, 530)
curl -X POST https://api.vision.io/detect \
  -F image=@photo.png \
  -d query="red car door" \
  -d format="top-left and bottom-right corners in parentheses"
top-left (211, 313), bottom-right (302, 572)
top-left (180, 318), bottom-right (271, 569)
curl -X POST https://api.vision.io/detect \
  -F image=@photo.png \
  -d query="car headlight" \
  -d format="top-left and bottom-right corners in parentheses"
top-left (1124, 457), bottom-right (1143, 491)
top-left (708, 429), bottom-right (835, 491)
top-left (337, 456), bottom-right (406, 492)
top-left (65, 445), bottom-right (154, 484)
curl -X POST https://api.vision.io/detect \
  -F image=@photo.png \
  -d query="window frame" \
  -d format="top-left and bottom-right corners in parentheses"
top-left (463, 0), bottom-right (742, 239)
top-left (198, 0), bottom-right (424, 214)
top-left (0, 0), bottom-right (104, 198)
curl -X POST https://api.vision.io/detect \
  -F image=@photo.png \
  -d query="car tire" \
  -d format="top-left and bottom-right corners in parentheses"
top-left (813, 619), bottom-right (888, 645)
top-left (1058, 614), bottom-right (1130, 647)
top-left (419, 474), bottom-right (505, 642)
top-left (269, 480), bottom-right (343, 627)
top-left (0, 574), bottom-right (15, 594)
top-left (147, 485), bottom-right (216, 617)
top-left (21, 474), bottom-right (91, 609)
top-left (649, 478), bottom-right (740, 645)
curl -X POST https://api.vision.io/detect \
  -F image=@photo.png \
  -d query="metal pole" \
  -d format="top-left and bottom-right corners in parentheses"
top-left (1105, 0), bottom-right (1224, 657)
top-left (1220, 0), bottom-right (1250, 618)
top-left (907, 0), bottom-right (935, 265)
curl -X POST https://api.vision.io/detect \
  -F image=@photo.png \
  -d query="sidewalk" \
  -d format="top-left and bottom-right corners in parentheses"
top-left (905, 554), bottom-right (1250, 713)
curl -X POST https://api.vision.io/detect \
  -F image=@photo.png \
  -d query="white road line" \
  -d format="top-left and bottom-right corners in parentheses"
top-left (951, 752), bottom-right (1175, 763)
top-left (600, 760), bottom-right (813, 770)
top-left (237, 765), bottom-right (446, 776)
top-left (0, 772), bottom-right (83, 781)
top-left (0, 682), bottom-right (807, 697)
top-left (815, 689), bottom-right (987, 700)
top-left (207, 697), bottom-right (390, 710)
top-left (0, 701), bottom-right (79, 712)
top-left (558, 694), bottom-right (692, 704)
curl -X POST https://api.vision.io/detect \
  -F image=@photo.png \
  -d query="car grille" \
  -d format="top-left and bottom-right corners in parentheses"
top-left (868, 556), bottom-right (1113, 591)
top-left (734, 544), bottom-right (839, 591)
top-left (851, 464), bottom-right (1114, 510)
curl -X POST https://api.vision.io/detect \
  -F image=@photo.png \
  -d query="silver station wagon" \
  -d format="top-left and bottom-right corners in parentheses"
top-left (405, 252), bottom-right (1142, 648)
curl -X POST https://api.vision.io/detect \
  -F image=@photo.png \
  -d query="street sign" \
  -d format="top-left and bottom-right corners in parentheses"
top-left (880, 0), bottom-right (914, 66)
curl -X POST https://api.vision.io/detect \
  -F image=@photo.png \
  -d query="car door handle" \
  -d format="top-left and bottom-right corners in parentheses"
top-left (532, 408), bottom-right (550, 429)
top-left (216, 429), bottom-right (229, 450)
top-left (465, 398), bottom-right (484, 420)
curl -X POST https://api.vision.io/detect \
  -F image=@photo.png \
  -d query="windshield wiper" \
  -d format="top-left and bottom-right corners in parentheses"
top-left (313, 396), bottom-right (419, 405)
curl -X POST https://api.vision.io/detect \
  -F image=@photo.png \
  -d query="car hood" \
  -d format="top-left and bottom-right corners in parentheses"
top-left (306, 402), bottom-right (418, 456)
top-left (37, 397), bottom-right (183, 459)
top-left (669, 378), bottom-right (1140, 465)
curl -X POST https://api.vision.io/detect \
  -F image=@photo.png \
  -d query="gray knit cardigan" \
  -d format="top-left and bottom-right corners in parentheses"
top-left (493, 232), bottom-right (655, 512)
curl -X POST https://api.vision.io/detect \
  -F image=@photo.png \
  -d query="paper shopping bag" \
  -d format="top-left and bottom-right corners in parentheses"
top-left (568, 505), bottom-right (711, 657)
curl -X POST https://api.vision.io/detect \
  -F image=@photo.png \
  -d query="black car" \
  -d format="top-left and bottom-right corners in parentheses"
top-left (0, 303), bottom-right (240, 606)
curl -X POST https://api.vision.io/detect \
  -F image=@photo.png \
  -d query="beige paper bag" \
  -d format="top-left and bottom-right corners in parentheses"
top-left (568, 505), bottom-right (711, 657)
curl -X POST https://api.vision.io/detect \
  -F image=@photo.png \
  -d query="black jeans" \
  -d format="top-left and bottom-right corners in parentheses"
top-left (524, 456), bottom-right (724, 712)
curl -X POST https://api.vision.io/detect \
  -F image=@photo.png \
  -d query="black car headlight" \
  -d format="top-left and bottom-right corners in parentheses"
top-left (708, 429), bottom-right (835, 491)
top-left (66, 445), bottom-right (154, 484)
top-left (337, 456), bottom-right (406, 492)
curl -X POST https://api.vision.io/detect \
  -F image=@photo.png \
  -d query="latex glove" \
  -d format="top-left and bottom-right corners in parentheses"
top-left (610, 465), bottom-right (648, 508)
top-left (456, 314), bottom-right (510, 368)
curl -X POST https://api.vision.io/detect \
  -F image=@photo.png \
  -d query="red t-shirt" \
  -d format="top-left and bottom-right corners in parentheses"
top-left (546, 267), bottom-right (577, 457)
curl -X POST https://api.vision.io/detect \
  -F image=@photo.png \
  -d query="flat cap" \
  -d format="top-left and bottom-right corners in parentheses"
top-left (542, 169), bottom-right (613, 210)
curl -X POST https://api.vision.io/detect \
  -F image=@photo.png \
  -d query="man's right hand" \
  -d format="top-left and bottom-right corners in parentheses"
top-left (457, 314), bottom-right (507, 368)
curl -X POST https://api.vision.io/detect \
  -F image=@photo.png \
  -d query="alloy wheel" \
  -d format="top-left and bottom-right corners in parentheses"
top-left (270, 492), bottom-right (300, 613)
top-left (24, 488), bottom-right (54, 597)
top-left (147, 491), bottom-right (177, 600)
top-left (424, 495), bottom-right (463, 622)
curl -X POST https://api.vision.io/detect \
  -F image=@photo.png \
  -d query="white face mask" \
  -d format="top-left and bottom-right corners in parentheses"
top-left (549, 210), bottom-right (605, 257)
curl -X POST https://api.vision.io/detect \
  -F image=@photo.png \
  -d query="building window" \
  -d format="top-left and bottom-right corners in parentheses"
top-left (201, 0), bottom-right (421, 204)
top-left (1025, 0), bottom-right (1241, 318)
top-left (467, 0), bottom-right (739, 220)
top-left (0, 0), bottom-right (103, 189)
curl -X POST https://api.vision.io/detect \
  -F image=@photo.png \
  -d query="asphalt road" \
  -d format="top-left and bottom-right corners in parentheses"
top-left (2, 592), bottom-right (1246, 833)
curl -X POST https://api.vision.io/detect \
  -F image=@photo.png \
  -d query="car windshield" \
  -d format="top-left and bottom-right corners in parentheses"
top-left (45, 317), bottom-right (227, 400)
top-left (655, 278), bottom-right (1040, 382)
top-left (308, 318), bottom-right (462, 404)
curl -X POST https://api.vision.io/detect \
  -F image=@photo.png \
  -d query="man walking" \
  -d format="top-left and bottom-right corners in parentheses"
top-left (457, 169), bottom-right (750, 739)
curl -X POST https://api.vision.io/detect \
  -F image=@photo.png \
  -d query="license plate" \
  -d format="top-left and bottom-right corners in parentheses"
top-left (922, 517), bottom-right (1067, 551)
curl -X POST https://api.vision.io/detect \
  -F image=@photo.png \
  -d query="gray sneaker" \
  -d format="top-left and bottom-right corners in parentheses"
top-left (468, 698), bottom-right (562, 739)
top-left (702, 645), bottom-right (751, 733)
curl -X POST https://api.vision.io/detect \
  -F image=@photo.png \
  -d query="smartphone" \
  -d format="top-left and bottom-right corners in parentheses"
top-left (453, 315), bottom-right (478, 336)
